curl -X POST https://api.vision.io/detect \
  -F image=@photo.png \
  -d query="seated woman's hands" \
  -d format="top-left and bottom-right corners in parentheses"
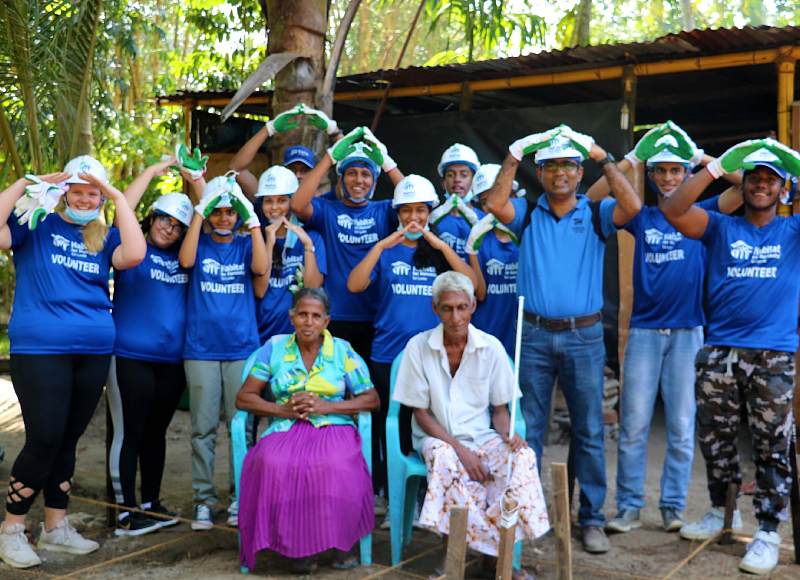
top-left (290, 391), bottom-right (332, 420)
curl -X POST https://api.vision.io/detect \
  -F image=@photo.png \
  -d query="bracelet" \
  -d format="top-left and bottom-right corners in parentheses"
top-left (598, 152), bottom-right (616, 168)
top-left (304, 246), bottom-right (316, 253)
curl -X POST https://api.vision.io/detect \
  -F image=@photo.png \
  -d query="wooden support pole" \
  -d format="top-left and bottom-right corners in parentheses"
top-left (776, 55), bottom-right (796, 146)
top-left (719, 482), bottom-right (738, 545)
top-left (496, 526), bottom-right (516, 580)
top-left (445, 507), bottom-right (468, 579)
top-left (552, 463), bottom-right (573, 580)
top-left (789, 438), bottom-right (800, 564)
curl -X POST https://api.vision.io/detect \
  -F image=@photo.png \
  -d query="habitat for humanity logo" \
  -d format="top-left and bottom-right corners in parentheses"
top-left (730, 240), bottom-right (753, 260)
top-left (440, 232), bottom-right (458, 247)
top-left (50, 233), bottom-right (70, 251)
top-left (644, 229), bottom-right (664, 245)
top-left (202, 258), bottom-right (221, 275)
top-left (391, 261), bottom-right (411, 276)
top-left (337, 214), bottom-right (354, 228)
top-left (486, 258), bottom-right (505, 276)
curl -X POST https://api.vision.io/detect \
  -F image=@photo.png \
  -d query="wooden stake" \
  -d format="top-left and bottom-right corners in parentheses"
top-left (496, 492), bottom-right (519, 580)
top-left (790, 438), bottom-right (800, 564)
top-left (552, 463), bottom-right (573, 580)
top-left (719, 482), bottom-right (738, 545)
top-left (445, 507), bottom-right (468, 579)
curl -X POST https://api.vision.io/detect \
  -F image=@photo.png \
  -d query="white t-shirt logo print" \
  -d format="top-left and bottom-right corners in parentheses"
top-left (486, 258), bottom-right (505, 276)
top-left (337, 214), bottom-right (354, 229)
top-left (644, 228), bottom-right (664, 245)
top-left (730, 240), bottom-right (754, 261)
top-left (51, 234), bottom-right (70, 251)
top-left (392, 261), bottom-right (411, 276)
top-left (202, 258), bottom-right (221, 275)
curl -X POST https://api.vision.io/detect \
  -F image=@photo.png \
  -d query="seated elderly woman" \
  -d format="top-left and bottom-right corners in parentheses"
top-left (393, 272), bottom-right (549, 580)
top-left (235, 287), bottom-right (380, 573)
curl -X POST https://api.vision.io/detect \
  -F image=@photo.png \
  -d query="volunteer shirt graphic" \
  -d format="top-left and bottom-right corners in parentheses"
top-left (184, 232), bottom-right (259, 360)
top-left (8, 215), bottom-right (121, 354)
top-left (471, 234), bottom-right (519, 356)
top-left (701, 211), bottom-right (800, 352)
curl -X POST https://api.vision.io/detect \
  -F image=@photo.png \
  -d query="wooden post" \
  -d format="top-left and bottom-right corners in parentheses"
top-left (445, 507), bottom-right (468, 579)
top-left (496, 492), bottom-right (518, 580)
top-left (552, 463), bottom-right (573, 580)
top-left (789, 439), bottom-right (800, 564)
top-left (776, 54), bottom-right (795, 216)
top-left (719, 482), bottom-right (738, 545)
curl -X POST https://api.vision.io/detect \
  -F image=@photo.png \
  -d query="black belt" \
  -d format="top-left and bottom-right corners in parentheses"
top-left (523, 311), bottom-right (602, 332)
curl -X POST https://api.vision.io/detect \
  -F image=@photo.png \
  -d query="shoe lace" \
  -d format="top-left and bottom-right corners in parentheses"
top-left (6, 527), bottom-right (28, 551)
top-left (748, 539), bottom-right (769, 557)
top-left (197, 505), bottom-right (211, 519)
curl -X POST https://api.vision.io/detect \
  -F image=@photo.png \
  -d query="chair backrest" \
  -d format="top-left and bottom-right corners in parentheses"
top-left (240, 348), bottom-right (261, 384)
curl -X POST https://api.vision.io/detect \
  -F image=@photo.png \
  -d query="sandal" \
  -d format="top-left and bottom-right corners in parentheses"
top-left (331, 550), bottom-right (359, 570)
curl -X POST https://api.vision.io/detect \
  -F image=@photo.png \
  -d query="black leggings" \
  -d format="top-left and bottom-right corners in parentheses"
top-left (328, 320), bottom-right (375, 366)
top-left (7, 354), bottom-right (110, 515)
top-left (370, 362), bottom-right (413, 496)
top-left (107, 356), bottom-right (185, 509)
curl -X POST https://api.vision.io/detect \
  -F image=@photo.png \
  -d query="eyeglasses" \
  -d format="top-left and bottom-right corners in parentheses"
top-left (155, 215), bottom-right (185, 234)
top-left (540, 160), bottom-right (580, 173)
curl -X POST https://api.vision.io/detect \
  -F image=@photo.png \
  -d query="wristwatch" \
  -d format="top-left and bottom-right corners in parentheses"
top-left (598, 152), bottom-right (616, 168)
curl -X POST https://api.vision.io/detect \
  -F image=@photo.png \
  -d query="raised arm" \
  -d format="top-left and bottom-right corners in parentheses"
top-left (661, 170), bottom-right (714, 239)
top-left (284, 219), bottom-right (323, 288)
top-left (585, 158), bottom-right (634, 201)
top-left (484, 154), bottom-right (519, 225)
top-left (123, 158), bottom-right (175, 210)
top-left (347, 227), bottom-right (408, 292)
top-left (229, 125), bottom-right (270, 200)
top-left (590, 144), bottom-right (641, 226)
top-left (420, 227), bottom-right (478, 287)
top-left (178, 212), bottom-right (204, 268)
top-left (0, 178), bottom-right (28, 249)
top-left (290, 155), bottom-right (329, 222)
top-left (468, 253), bottom-right (487, 301)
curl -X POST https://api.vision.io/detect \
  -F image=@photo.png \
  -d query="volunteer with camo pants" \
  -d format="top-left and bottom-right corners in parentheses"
top-left (0, 156), bottom-right (146, 569)
top-left (179, 174), bottom-right (268, 531)
top-left (484, 126), bottom-right (641, 554)
top-left (663, 138), bottom-right (800, 576)
top-left (586, 122), bottom-right (743, 535)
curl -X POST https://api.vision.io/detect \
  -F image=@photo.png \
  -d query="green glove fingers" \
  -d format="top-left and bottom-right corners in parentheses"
top-left (632, 124), bottom-right (670, 162)
top-left (720, 139), bottom-right (767, 174)
top-left (762, 139), bottom-right (800, 177)
top-left (30, 207), bottom-right (47, 230)
top-left (328, 127), bottom-right (365, 162)
top-left (363, 142), bottom-right (384, 166)
top-left (202, 195), bottom-right (222, 218)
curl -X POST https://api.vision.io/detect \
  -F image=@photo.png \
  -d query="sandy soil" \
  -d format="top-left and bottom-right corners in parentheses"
top-left (0, 375), bottom-right (797, 580)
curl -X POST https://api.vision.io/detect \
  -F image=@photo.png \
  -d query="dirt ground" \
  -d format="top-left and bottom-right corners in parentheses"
top-left (0, 375), bottom-right (798, 580)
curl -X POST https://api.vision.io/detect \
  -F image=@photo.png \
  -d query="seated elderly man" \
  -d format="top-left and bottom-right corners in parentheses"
top-left (393, 271), bottom-right (549, 579)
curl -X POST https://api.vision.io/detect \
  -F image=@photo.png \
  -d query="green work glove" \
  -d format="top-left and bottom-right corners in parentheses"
top-left (289, 264), bottom-right (305, 295)
top-left (195, 194), bottom-right (222, 218)
top-left (175, 144), bottom-right (208, 181)
top-left (327, 126), bottom-right (366, 163)
top-left (14, 176), bottom-right (66, 230)
top-left (706, 139), bottom-right (769, 179)
top-left (302, 105), bottom-right (340, 136)
top-left (663, 121), bottom-right (702, 164)
top-left (266, 104), bottom-right (304, 136)
top-left (466, 214), bottom-right (519, 254)
top-left (558, 125), bottom-right (594, 159)
top-left (762, 138), bottom-right (800, 178)
top-left (626, 124), bottom-right (669, 164)
top-left (508, 127), bottom-right (562, 161)
top-left (362, 128), bottom-right (397, 172)
top-left (230, 190), bottom-right (260, 229)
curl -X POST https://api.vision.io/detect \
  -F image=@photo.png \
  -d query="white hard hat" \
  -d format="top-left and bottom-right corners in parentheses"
top-left (646, 134), bottom-right (693, 167)
top-left (336, 142), bottom-right (379, 176)
top-left (471, 164), bottom-right (501, 198)
top-left (392, 174), bottom-right (439, 208)
top-left (257, 166), bottom-right (299, 197)
top-left (438, 143), bottom-right (480, 177)
top-left (63, 155), bottom-right (108, 185)
top-left (534, 135), bottom-right (584, 163)
top-left (202, 173), bottom-right (243, 208)
top-left (151, 193), bottom-right (193, 227)
top-left (742, 147), bottom-right (788, 180)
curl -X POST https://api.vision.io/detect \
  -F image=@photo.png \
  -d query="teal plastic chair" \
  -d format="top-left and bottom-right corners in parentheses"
top-left (387, 350), bottom-right (525, 568)
top-left (231, 348), bottom-right (373, 573)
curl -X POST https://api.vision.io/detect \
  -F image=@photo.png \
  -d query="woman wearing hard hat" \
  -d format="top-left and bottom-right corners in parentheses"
top-left (178, 172), bottom-right (268, 532)
top-left (465, 164), bottom-right (521, 357)
top-left (347, 174), bottom-right (476, 506)
top-left (253, 165), bottom-right (326, 343)
top-left (0, 155), bottom-right (146, 569)
top-left (105, 158), bottom-right (206, 537)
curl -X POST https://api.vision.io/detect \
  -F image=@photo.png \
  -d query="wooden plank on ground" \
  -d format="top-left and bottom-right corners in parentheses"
top-left (552, 462), bottom-right (573, 580)
top-left (445, 507), bottom-right (468, 579)
top-left (719, 482), bottom-right (738, 545)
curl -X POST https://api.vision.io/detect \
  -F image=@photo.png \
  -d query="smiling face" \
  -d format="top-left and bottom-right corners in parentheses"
top-left (261, 195), bottom-right (291, 223)
top-left (290, 296), bottom-right (330, 344)
top-left (742, 166), bottom-right (786, 212)
top-left (149, 214), bottom-right (185, 249)
top-left (65, 183), bottom-right (103, 211)
top-left (396, 202), bottom-right (431, 229)
top-left (207, 207), bottom-right (237, 231)
top-left (341, 166), bottom-right (374, 202)
top-left (649, 162), bottom-right (688, 196)
top-left (442, 164), bottom-right (474, 198)
top-left (535, 158), bottom-right (583, 199)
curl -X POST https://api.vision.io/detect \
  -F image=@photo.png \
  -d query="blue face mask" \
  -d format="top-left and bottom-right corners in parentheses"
top-left (404, 231), bottom-right (424, 241)
top-left (213, 228), bottom-right (233, 237)
top-left (65, 205), bottom-right (101, 225)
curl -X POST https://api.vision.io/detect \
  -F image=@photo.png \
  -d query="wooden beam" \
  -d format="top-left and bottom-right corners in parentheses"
top-left (552, 463), bottom-right (573, 580)
top-left (776, 54), bottom-right (796, 145)
top-left (719, 482), bottom-right (738, 545)
top-left (445, 507), bottom-right (468, 579)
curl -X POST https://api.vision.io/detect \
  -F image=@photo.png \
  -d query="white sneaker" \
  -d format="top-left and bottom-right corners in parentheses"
top-left (37, 517), bottom-right (99, 555)
top-left (680, 507), bottom-right (743, 540)
top-left (0, 523), bottom-right (41, 568)
top-left (739, 530), bottom-right (781, 575)
top-left (191, 504), bottom-right (213, 531)
top-left (226, 501), bottom-right (238, 527)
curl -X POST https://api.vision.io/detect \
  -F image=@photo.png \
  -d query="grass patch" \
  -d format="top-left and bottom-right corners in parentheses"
top-left (0, 326), bottom-right (7, 358)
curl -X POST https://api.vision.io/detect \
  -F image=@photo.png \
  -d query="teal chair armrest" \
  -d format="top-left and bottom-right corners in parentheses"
top-left (357, 410), bottom-right (372, 472)
top-left (232, 410), bottom-right (250, 501)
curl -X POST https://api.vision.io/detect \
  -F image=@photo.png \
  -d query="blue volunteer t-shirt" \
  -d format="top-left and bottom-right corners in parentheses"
top-left (113, 243), bottom-right (188, 363)
top-left (471, 232), bottom-right (519, 356)
top-left (256, 230), bottom-right (327, 343)
top-left (306, 197), bottom-right (397, 321)
top-left (508, 194), bottom-right (617, 318)
top-left (370, 244), bottom-right (440, 363)
top-left (627, 196), bottom-right (719, 329)
top-left (184, 233), bottom-right (259, 360)
top-left (701, 212), bottom-right (800, 352)
top-left (8, 214), bottom-right (121, 354)
top-left (436, 207), bottom-right (484, 261)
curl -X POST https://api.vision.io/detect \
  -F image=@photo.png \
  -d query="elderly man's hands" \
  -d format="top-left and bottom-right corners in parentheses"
top-left (503, 433), bottom-right (528, 453)
top-left (290, 391), bottom-right (331, 420)
top-left (455, 444), bottom-right (490, 483)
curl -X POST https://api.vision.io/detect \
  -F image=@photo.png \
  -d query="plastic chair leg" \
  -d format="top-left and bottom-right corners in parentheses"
top-left (513, 540), bottom-right (522, 569)
top-left (403, 477), bottom-right (421, 547)
top-left (388, 472), bottom-right (407, 566)
top-left (360, 532), bottom-right (372, 566)
top-left (240, 565), bottom-right (250, 574)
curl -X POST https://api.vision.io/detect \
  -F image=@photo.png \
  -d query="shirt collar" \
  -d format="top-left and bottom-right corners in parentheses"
top-left (536, 193), bottom-right (588, 214)
top-left (426, 323), bottom-right (488, 354)
top-left (283, 329), bottom-right (335, 363)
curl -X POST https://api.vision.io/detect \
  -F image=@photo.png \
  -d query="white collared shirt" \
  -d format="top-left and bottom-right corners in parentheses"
top-left (393, 323), bottom-right (520, 452)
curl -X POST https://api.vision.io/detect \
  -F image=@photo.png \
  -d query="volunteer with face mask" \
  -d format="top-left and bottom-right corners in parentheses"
top-left (347, 174), bottom-right (476, 501)
top-left (179, 172), bottom-right (268, 532)
top-left (291, 127), bottom-right (404, 366)
top-left (0, 156), bottom-right (146, 569)
top-left (429, 143), bottom-right (482, 260)
top-left (253, 165), bottom-right (326, 343)
top-left (465, 164), bottom-right (520, 357)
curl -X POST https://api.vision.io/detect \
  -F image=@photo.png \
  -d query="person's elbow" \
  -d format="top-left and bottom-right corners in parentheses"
top-left (346, 275), bottom-right (368, 293)
top-left (361, 389), bottom-right (380, 412)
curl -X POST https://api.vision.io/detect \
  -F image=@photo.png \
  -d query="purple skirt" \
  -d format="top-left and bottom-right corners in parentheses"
top-left (238, 421), bottom-right (373, 568)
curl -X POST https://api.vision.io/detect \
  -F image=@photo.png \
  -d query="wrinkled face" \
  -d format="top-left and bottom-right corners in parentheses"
top-left (650, 162), bottom-right (688, 196)
top-left (65, 183), bottom-right (103, 211)
top-left (286, 161), bottom-right (311, 183)
top-left (261, 195), bottom-right (291, 223)
top-left (342, 166), bottom-right (374, 201)
top-left (433, 290), bottom-right (476, 336)
top-left (742, 166), bottom-right (786, 211)
top-left (442, 164), bottom-right (474, 198)
top-left (397, 202), bottom-right (430, 228)
top-left (290, 297), bottom-right (330, 341)
top-left (208, 207), bottom-right (237, 231)
top-left (149, 214), bottom-right (185, 248)
top-left (535, 158), bottom-right (583, 198)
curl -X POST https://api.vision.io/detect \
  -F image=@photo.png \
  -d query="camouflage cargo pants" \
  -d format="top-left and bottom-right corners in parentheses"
top-left (695, 345), bottom-right (795, 525)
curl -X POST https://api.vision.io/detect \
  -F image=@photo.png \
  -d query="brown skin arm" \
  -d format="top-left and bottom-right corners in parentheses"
top-left (585, 158), bottom-right (634, 201)
top-left (291, 155), bottom-right (332, 222)
top-left (413, 407), bottom-right (489, 482)
top-left (717, 185), bottom-right (743, 214)
top-left (236, 375), bottom-right (298, 419)
top-left (587, 145), bottom-right (641, 226)
top-left (229, 125), bottom-right (270, 200)
top-left (484, 154), bottom-right (519, 225)
top-left (662, 168), bottom-right (714, 239)
top-left (491, 405), bottom-right (526, 452)
top-left (469, 253), bottom-right (487, 301)
top-left (290, 388), bottom-right (379, 420)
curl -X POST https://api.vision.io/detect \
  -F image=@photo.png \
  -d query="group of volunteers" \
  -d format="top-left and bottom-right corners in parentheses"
top-left (0, 101), bottom-right (799, 579)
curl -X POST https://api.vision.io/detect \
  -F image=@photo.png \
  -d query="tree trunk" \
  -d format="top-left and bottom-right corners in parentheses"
top-left (571, 0), bottom-right (592, 47)
top-left (680, 0), bottom-right (695, 31)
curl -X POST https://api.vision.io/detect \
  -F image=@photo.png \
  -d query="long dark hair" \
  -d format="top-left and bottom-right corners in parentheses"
top-left (412, 223), bottom-right (450, 274)
top-left (271, 240), bottom-right (284, 275)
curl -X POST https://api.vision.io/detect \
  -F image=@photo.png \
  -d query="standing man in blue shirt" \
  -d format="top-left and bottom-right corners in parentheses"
top-left (663, 139), bottom-right (800, 576)
top-left (485, 125), bottom-right (641, 554)
top-left (586, 121), bottom-right (742, 535)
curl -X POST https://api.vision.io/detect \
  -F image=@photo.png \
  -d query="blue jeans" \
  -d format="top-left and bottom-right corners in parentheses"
top-left (616, 326), bottom-right (702, 512)
top-left (519, 319), bottom-right (607, 527)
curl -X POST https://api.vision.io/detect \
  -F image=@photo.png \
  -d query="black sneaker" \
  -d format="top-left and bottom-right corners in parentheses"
top-left (141, 501), bottom-right (179, 529)
top-left (114, 512), bottom-right (161, 537)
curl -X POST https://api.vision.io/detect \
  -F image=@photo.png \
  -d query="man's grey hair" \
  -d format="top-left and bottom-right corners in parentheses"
top-left (432, 271), bottom-right (474, 305)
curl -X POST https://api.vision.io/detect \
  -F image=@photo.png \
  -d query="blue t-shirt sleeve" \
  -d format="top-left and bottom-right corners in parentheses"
top-left (240, 234), bottom-right (253, 272)
top-left (7, 217), bottom-right (28, 250)
top-left (697, 195), bottom-right (721, 213)
top-left (249, 341), bottom-right (274, 381)
top-left (307, 197), bottom-right (327, 230)
top-left (308, 230), bottom-right (327, 276)
top-left (599, 198), bottom-right (618, 238)
top-left (342, 342), bottom-right (374, 395)
top-left (623, 210), bottom-right (642, 235)
top-left (699, 208), bottom-right (721, 244)
top-left (104, 227), bottom-right (122, 258)
top-left (507, 197), bottom-right (529, 237)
